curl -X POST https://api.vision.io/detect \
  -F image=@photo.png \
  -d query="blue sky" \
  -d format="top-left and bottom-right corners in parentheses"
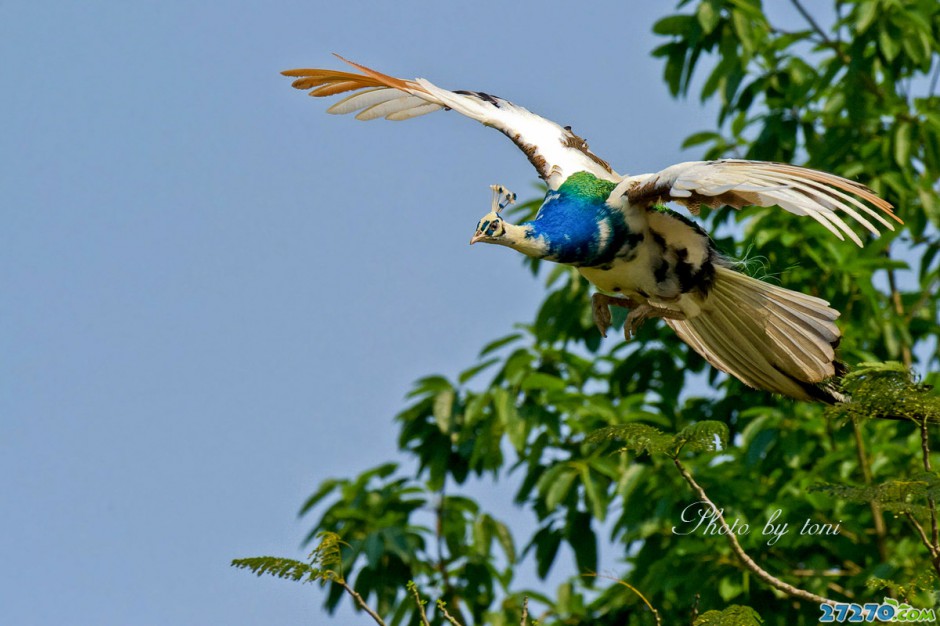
top-left (2, 1), bottom-right (842, 624)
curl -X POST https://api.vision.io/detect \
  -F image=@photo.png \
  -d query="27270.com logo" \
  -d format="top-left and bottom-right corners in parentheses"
top-left (819, 598), bottom-right (937, 622)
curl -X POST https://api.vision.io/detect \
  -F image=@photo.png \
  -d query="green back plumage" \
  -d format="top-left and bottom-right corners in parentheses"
top-left (557, 171), bottom-right (616, 201)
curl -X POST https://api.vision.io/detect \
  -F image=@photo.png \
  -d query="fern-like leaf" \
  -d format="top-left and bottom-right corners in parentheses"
top-left (827, 362), bottom-right (940, 424)
top-left (590, 421), bottom-right (729, 457)
top-left (312, 531), bottom-right (344, 572)
top-left (230, 556), bottom-right (325, 583)
top-left (232, 531), bottom-right (347, 585)
top-left (694, 604), bottom-right (764, 625)
top-left (675, 421), bottom-right (729, 453)
top-left (867, 569), bottom-right (939, 598)
top-left (588, 424), bottom-right (675, 456)
top-left (810, 473), bottom-right (940, 516)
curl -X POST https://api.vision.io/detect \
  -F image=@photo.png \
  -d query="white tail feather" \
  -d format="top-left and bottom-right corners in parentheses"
top-left (667, 266), bottom-right (843, 402)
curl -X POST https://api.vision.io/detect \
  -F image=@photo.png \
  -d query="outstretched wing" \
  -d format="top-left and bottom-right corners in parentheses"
top-left (610, 159), bottom-right (901, 246)
top-left (282, 55), bottom-right (618, 189)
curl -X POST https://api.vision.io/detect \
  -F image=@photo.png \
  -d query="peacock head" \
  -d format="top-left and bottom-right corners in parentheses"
top-left (470, 184), bottom-right (515, 245)
top-left (470, 211), bottom-right (506, 245)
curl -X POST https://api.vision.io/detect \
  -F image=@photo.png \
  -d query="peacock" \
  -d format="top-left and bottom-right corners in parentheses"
top-left (282, 56), bottom-right (902, 403)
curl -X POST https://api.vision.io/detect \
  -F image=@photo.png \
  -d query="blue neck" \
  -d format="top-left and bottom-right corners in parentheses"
top-left (522, 185), bottom-right (637, 266)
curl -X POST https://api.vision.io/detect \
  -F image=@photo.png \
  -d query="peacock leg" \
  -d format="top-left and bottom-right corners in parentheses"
top-left (623, 303), bottom-right (687, 340)
top-left (591, 293), bottom-right (638, 338)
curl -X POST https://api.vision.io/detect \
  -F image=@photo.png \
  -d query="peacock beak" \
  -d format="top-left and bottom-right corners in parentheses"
top-left (470, 231), bottom-right (485, 245)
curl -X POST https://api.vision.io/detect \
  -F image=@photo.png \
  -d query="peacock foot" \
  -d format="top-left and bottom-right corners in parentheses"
top-left (592, 293), bottom-right (687, 340)
top-left (623, 303), bottom-right (687, 340)
top-left (591, 292), bottom-right (638, 338)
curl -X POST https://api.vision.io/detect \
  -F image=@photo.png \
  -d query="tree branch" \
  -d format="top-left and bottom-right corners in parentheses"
top-left (672, 457), bottom-right (837, 607)
top-left (790, 0), bottom-right (834, 45)
top-left (788, 0), bottom-right (884, 99)
top-left (929, 56), bottom-right (940, 98)
top-left (885, 248), bottom-right (914, 369)
top-left (905, 276), bottom-right (939, 323)
top-left (437, 600), bottom-right (464, 626)
top-left (336, 579), bottom-right (387, 626)
top-left (852, 420), bottom-right (889, 561)
top-left (917, 415), bottom-right (940, 573)
top-left (585, 573), bottom-right (662, 626)
top-left (903, 512), bottom-right (940, 563)
top-left (407, 582), bottom-right (432, 626)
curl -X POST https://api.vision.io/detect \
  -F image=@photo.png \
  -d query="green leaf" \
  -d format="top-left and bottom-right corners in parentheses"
top-left (231, 556), bottom-right (323, 583)
top-left (532, 526), bottom-right (562, 579)
top-left (894, 121), bottom-right (911, 167)
top-left (458, 357), bottom-right (499, 384)
top-left (478, 332), bottom-right (522, 357)
top-left (653, 14), bottom-right (695, 36)
top-left (579, 464), bottom-right (608, 522)
top-left (878, 26), bottom-right (900, 61)
top-left (695, 604), bottom-right (763, 625)
top-left (682, 130), bottom-right (723, 149)
top-left (855, 0), bottom-right (879, 34)
top-left (697, 1), bottom-right (720, 35)
top-left (545, 467), bottom-right (577, 510)
top-left (731, 10), bottom-right (756, 53)
top-left (566, 511), bottom-right (597, 573)
top-left (588, 423), bottom-right (674, 456)
top-left (674, 420), bottom-right (729, 452)
top-left (432, 389), bottom-right (455, 433)
top-left (521, 371), bottom-right (567, 392)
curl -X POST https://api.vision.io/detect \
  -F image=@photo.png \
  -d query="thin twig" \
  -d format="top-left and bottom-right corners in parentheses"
top-left (826, 582), bottom-right (855, 599)
top-left (905, 277), bottom-right (939, 323)
top-left (338, 580), bottom-right (387, 626)
top-left (407, 582), bottom-right (432, 626)
top-left (789, 0), bottom-right (883, 99)
top-left (437, 600), bottom-right (463, 626)
top-left (672, 458), bottom-right (837, 607)
top-left (436, 481), bottom-right (452, 592)
top-left (885, 248), bottom-right (914, 369)
top-left (918, 415), bottom-right (940, 569)
top-left (790, 0), bottom-right (833, 45)
top-left (852, 420), bottom-right (888, 561)
top-left (929, 56), bottom-right (940, 98)
top-left (792, 568), bottom-right (857, 577)
top-left (903, 512), bottom-right (940, 562)
top-left (834, 0), bottom-right (844, 45)
top-left (585, 573), bottom-right (662, 626)
top-left (520, 596), bottom-right (529, 626)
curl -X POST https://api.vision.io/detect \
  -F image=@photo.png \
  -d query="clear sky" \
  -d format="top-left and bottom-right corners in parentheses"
top-left (2, 2), bottom-right (831, 624)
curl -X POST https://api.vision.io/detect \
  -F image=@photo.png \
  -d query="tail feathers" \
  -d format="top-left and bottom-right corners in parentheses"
top-left (667, 266), bottom-right (845, 403)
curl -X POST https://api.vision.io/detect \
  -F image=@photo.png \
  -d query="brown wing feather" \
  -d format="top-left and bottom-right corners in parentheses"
top-left (282, 55), bottom-right (429, 99)
top-left (282, 55), bottom-right (620, 187)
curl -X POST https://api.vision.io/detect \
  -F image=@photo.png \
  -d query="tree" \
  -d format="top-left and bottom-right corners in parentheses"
top-left (235, 1), bottom-right (940, 623)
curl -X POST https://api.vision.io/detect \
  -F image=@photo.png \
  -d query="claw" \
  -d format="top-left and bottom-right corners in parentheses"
top-left (591, 293), bottom-right (687, 341)
top-left (591, 293), bottom-right (613, 337)
top-left (623, 303), bottom-right (687, 340)
top-left (591, 292), bottom-right (639, 339)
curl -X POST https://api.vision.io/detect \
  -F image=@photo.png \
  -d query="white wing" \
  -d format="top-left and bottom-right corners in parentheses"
top-left (283, 55), bottom-right (619, 189)
top-left (609, 159), bottom-right (900, 246)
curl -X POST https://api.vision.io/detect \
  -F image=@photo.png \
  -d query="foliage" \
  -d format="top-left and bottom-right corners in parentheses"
top-left (236, 1), bottom-right (940, 624)
top-left (694, 604), bottom-right (763, 626)
top-left (827, 361), bottom-right (940, 424)
top-left (232, 531), bottom-right (344, 584)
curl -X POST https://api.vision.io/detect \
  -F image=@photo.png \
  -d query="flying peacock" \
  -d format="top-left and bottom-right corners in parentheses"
top-left (282, 56), bottom-right (902, 403)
